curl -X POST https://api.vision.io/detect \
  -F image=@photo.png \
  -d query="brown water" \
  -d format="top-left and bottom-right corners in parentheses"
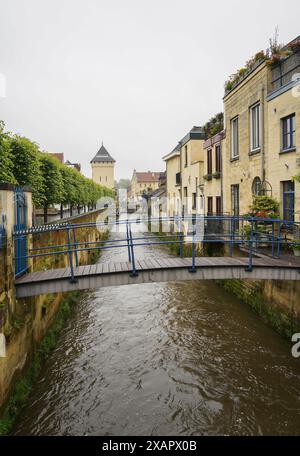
top-left (13, 228), bottom-right (300, 436)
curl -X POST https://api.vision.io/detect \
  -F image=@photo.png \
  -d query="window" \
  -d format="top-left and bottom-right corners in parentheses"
top-left (231, 117), bottom-right (239, 159)
top-left (199, 195), bottom-right (204, 210)
top-left (192, 193), bottom-right (197, 210)
top-left (250, 103), bottom-right (261, 151)
top-left (99, 176), bottom-right (101, 182)
top-left (215, 145), bottom-right (221, 173)
top-left (216, 197), bottom-right (222, 216)
top-left (282, 181), bottom-right (295, 221)
top-left (183, 187), bottom-right (188, 216)
top-left (207, 197), bottom-right (213, 216)
top-left (184, 146), bottom-right (188, 167)
top-left (282, 114), bottom-right (296, 151)
top-left (207, 149), bottom-right (212, 174)
top-left (252, 177), bottom-right (261, 196)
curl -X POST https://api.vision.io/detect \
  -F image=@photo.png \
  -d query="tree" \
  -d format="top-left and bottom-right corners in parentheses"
top-left (116, 179), bottom-right (130, 190)
top-left (0, 121), bottom-right (15, 184)
top-left (9, 135), bottom-right (45, 207)
top-left (39, 153), bottom-right (64, 223)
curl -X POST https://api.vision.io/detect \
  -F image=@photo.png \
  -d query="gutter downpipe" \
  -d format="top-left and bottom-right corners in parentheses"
top-left (261, 86), bottom-right (266, 184)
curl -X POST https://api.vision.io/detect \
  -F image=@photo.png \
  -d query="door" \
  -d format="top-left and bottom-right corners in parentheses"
top-left (14, 187), bottom-right (28, 277)
top-left (207, 197), bottom-right (213, 216)
top-left (231, 184), bottom-right (239, 230)
top-left (282, 181), bottom-right (295, 222)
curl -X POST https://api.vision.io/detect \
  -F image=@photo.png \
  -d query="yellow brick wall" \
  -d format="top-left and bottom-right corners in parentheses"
top-left (129, 174), bottom-right (160, 199)
top-left (165, 154), bottom-right (181, 216)
top-left (203, 139), bottom-right (224, 214)
top-left (267, 89), bottom-right (300, 222)
top-left (180, 139), bottom-right (205, 215)
top-left (223, 63), bottom-right (269, 216)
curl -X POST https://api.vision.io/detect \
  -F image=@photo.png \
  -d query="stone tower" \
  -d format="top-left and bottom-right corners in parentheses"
top-left (90, 143), bottom-right (115, 189)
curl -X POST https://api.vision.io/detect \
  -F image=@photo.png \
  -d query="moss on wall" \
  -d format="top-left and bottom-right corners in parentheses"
top-left (218, 279), bottom-right (300, 339)
top-left (0, 210), bottom-right (109, 418)
top-left (0, 291), bottom-right (81, 435)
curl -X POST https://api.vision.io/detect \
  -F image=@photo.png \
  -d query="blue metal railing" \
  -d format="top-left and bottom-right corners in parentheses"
top-left (0, 225), bottom-right (6, 250)
top-left (12, 215), bottom-right (300, 282)
top-left (14, 187), bottom-right (28, 277)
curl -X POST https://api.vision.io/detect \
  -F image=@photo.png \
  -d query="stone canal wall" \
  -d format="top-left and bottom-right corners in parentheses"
top-left (218, 279), bottom-right (300, 338)
top-left (0, 187), bottom-right (108, 410)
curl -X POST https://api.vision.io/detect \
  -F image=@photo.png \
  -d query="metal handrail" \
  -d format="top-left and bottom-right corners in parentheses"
top-left (13, 215), bottom-right (300, 282)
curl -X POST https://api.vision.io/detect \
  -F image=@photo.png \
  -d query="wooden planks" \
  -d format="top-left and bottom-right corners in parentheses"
top-left (15, 256), bottom-right (299, 289)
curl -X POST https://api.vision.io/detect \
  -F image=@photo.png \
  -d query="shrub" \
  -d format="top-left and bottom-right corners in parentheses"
top-left (249, 196), bottom-right (280, 219)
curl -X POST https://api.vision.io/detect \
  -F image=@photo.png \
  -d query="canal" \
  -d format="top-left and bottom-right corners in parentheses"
top-left (13, 225), bottom-right (300, 436)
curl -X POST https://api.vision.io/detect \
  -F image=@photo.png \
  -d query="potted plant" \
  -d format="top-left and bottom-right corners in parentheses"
top-left (292, 243), bottom-right (300, 257)
top-left (249, 196), bottom-right (280, 220)
top-left (247, 196), bottom-right (280, 247)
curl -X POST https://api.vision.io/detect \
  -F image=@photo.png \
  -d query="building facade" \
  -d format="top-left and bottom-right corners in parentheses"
top-left (90, 143), bottom-right (115, 190)
top-left (223, 40), bottom-right (300, 222)
top-left (266, 47), bottom-right (300, 222)
top-left (164, 126), bottom-right (205, 217)
top-left (129, 170), bottom-right (161, 199)
top-left (65, 160), bottom-right (81, 173)
top-left (163, 144), bottom-right (181, 216)
top-left (203, 131), bottom-right (225, 216)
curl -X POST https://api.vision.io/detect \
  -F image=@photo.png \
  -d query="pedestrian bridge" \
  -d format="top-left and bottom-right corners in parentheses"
top-left (15, 255), bottom-right (300, 298)
top-left (13, 216), bottom-right (300, 298)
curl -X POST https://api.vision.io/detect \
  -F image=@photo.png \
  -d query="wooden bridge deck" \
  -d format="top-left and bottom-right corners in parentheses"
top-left (15, 256), bottom-right (300, 298)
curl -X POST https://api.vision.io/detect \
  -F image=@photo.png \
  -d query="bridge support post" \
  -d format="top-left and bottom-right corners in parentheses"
top-left (129, 224), bottom-right (138, 277)
top-left (67, 225), bottom-right (78, 284)
top-left (245, 219), bottom-right (254, 273)
top-left (189, 222), bottom-right (196, 274)
top-left (277, 223), bottom-right (281, 258)
top-left (72, 228), bottom-right (79, 267)
top-left (179, 217), bottom-right (183, 259)
top-left (126, 223), bottom-right (131, 263)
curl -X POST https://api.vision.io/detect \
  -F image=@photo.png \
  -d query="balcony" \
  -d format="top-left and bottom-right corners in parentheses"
top-left (268, 50), bottom-right (300, 98)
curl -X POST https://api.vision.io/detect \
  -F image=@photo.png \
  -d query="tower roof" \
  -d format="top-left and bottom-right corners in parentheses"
top-left (90, 143), bottom-right (115, 164)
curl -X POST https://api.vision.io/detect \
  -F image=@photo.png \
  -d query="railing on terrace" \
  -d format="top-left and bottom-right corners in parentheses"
top-left (270, 50), bottom-right (300, 92)
top-left (13, 215), bottom-right (300, 283)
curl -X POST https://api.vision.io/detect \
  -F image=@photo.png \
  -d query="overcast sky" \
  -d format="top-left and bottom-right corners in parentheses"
top-left (0, 0), bottom-right (299, 180)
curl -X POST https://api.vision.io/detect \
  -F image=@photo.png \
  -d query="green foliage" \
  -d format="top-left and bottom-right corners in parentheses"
top-left (0, 291), bottom-right (80, 436)
top-left (249, 195), bottom-right (280, 218)
top-left (224, 50), bottom-right (266, 93)
top-left (0, 121), bottom-right (16, 184)
top-left (9, 135), bottom-right (45, 206)
top-left (218, 279), bottom-right (299, 340)
top-left (293, 174), bottom-right (300, 183)
top-left (0, 120), bottom-right (114, 208)
top-left (39, 153), bottom-right (64, 207)
top-left (203, 112), bottom-right (224, 139)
